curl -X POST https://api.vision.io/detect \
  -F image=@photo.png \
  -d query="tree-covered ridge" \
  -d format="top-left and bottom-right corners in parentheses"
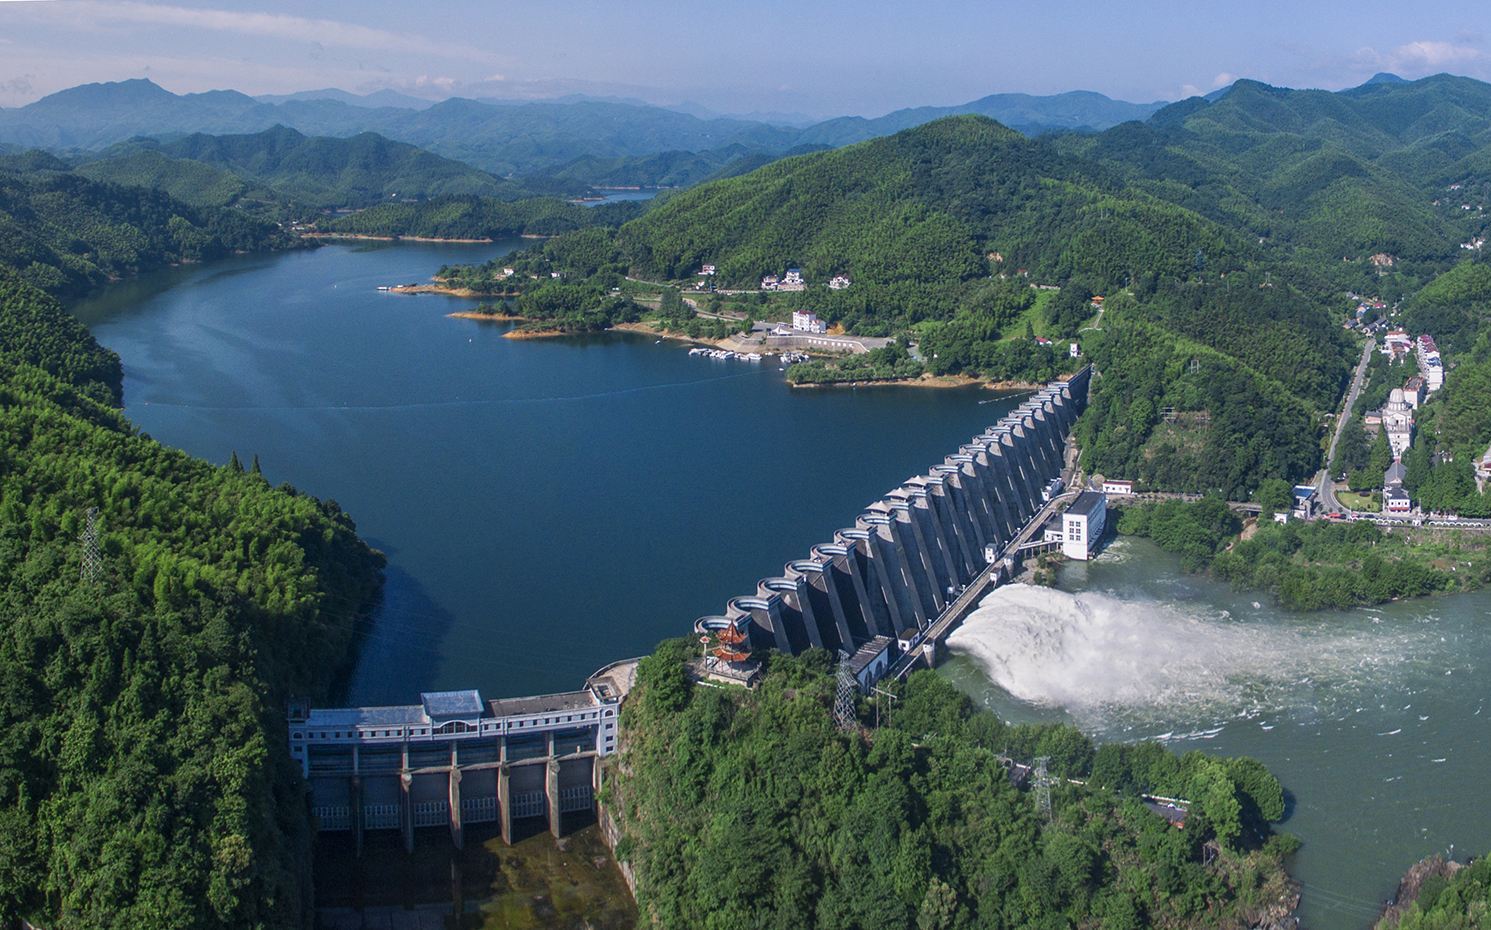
top-left (0, 162), bottom-right (297, 295)
top-left (612, 641), bottom-right (1297, 930)
top-left (76, 125), bottom-right (529, 210)
top-left (1116, 498), bottom-right (1490, 610)
top-left (1061, 76), bottom-right (1489, 275)
top-left (323, 194), bottom-right (648, 240)
top-left (0, 265), bottom-right (122, 403)
top-left (0, 275), bottom-right (385, 927)
top-left (616, 115), bottom-right (1250, 302)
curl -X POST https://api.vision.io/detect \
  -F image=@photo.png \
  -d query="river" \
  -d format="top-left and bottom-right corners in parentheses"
top-left (69, 239), bottom-right (1013, 703)
top-left (943, 536), bottom-right (1491, 929)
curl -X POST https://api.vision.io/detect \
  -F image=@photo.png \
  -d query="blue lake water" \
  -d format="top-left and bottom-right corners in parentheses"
top-left (70, 240), bottom-right (1014, 703)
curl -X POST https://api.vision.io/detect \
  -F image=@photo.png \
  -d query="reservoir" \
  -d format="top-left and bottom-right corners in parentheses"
top-left (69, 240), bottom-right (1490, 928)
top-left (70, 239), bottom-right (1011, 703)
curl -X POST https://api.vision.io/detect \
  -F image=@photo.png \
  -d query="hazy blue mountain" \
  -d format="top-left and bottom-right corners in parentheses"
top-left (253, 88), bottom-right (436, 110)
top-left (75, 125), bottom-right (524, 208)
top-left (793, 90), bottom-right (1167, 146)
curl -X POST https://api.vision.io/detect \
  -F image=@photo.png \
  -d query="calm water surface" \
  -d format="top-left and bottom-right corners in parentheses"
top-left (944, 537), bottom-right (1491, 930)
top-left (71, 240), bottom-right (1013, 702)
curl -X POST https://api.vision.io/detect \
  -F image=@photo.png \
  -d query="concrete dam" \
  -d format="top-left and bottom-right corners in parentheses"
top-left (695, 366), bottom-right (1092, 658)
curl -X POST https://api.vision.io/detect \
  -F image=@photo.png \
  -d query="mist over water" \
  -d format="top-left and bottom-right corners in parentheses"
top-left (948, 582), bottom-right (1457, 737)
top-left (944, 541), bottom-right (1491, 930)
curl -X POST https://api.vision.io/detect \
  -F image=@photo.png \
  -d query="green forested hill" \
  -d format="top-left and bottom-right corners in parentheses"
top-left (323, 193), bottom-right (648, 239)
top-left (0, 273), bottom-right (384, 927)
top-left (614, 642), bottom-right (1297, 930)
top-left (1061, 76), bottom-right (1488, 273)
top-left (617, 115), bottom-right (1249, 302)
top-left (503, 114), bottom-right (1352, 494)
top-left (0, 162), bottom-right (296, 294)
top-left (76, 125), bottom-right (528, 209)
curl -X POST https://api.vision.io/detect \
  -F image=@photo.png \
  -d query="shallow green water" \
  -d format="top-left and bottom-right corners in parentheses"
top-left (944, 536), bottom-right (1491, 929)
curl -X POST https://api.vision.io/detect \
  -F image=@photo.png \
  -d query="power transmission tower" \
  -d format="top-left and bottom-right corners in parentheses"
top-left (1033, 756), bottom-right (1053, 821)
top-left (79, 506), bottom-right (103, 586)
top-left (833, 651), bottom-right (858, 731)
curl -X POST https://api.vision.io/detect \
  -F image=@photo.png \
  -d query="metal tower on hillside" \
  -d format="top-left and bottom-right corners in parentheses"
top-left (1033, 756), bottom-right (1053, 821)
top-left (833, 651), bottom-right (857, 731)
top-left (80, 506), bottom-right (103, 586)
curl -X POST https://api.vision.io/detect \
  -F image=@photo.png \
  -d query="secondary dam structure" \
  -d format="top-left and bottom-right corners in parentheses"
top-left (695, 366), bottom-right (1092, 659)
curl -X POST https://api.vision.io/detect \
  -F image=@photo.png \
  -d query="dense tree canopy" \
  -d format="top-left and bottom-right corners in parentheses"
top-left (0, 273), bottom-right (384, 928)
top-left (612, 642), bottom-right (1296, 930)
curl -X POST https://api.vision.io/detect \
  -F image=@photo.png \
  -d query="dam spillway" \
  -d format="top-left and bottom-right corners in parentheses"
top-left (695, 366), bottom-right (1092, 657)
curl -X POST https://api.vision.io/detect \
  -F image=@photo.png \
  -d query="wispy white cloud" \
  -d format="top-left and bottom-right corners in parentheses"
top-left (59, 2), bottom-right (498, 63)
top-left (1355, 38), bottom-right (1484, 74)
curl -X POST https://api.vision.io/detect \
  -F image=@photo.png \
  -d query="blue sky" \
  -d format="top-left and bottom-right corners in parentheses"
top-left (1, 0), bottom-right (1489, 117)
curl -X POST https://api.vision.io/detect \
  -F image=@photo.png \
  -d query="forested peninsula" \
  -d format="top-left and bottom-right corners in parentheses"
top-left (0, 172), bottom-right (385, 928)
top-left (611, 642), bottom-right (1298, 930)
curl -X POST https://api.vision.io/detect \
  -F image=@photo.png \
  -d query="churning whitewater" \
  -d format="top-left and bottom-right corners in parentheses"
top-left (947, 583), bottom-right (1453, 734)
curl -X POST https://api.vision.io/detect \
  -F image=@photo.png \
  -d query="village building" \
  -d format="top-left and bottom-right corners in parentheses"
top-left (760, 274), bottom-right (780, 291)
top-left (1100, 478), bottom-right (1134, 496)
top-left (828, 274), bottom-right (852, 290)
top-left (779, 268), bottom-right (807, 292)
top-left (1416, 334), bottom-right (1444, 393)
top-left (791, 310), bottom-right (828, 334)
top-left (1402, 375), bottom-right (1426, 408)
top-left (700, 263), bottom-right (716, 276)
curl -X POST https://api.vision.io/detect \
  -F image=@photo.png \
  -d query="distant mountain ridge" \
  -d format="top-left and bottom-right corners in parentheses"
top-left (72, 124), bottom-right (524, 208)
top-left (0, 79), bottom-right (1170, 185)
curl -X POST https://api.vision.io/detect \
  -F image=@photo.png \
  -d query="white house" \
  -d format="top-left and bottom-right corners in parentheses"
top-left (1062, 491), bottom-right (1106, 561)
top-left (700, 263), bottom-right (717, 276)
top-left (780, 269), bottom-right (807, 292)
top-left (1101, 479), bottom-right (1134, 496)
top-left (791, 310), bottom-right (828, 334)
top-left (761, 275), bottom-right (780, 291)
top-left (828, 275), bottom-right (852, 290)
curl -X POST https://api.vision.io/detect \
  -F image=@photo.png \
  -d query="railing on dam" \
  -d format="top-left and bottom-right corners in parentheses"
top-left (695, 366), bottom-right (1092, 657)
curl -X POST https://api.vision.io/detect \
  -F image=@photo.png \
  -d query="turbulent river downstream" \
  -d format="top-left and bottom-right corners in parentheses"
top-left (944, 537), bottom-right (1491, 929)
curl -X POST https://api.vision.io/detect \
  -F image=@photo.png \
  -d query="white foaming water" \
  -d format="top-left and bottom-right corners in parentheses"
top-left (947, 583), bottom-right (1446, 733)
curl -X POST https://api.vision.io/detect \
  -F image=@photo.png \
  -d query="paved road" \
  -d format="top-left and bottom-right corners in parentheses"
top-left (1318, 336), bottom-right (1376, 513)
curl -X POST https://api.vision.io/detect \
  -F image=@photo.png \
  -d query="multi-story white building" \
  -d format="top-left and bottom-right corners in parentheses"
top-left (780, 268), bottom-right (807, 291)
top-left (828, 275), bottom-right (852, 290)
top-left (1062, 491), bottom-right (1106, 561)
top-left (792, 310), bottom-right (828, 333)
